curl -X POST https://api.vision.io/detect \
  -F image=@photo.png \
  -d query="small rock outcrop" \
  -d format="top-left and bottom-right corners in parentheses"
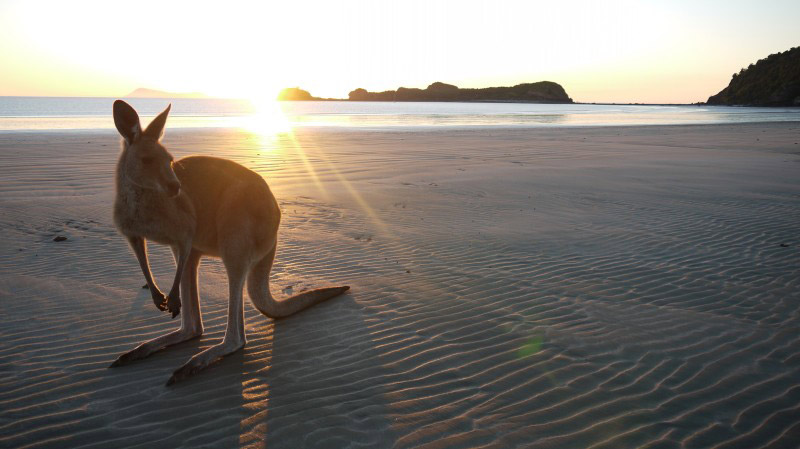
top-left (276, 87), bottom-right (317, 101)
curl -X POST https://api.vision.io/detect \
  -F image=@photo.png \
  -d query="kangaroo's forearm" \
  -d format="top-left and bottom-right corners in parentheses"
top-left (129, 236), bottom-right (157, 289)
top-left (167, 244), bottom-right (190, 297)
top-left (128, 236), bottom-right (167, 311)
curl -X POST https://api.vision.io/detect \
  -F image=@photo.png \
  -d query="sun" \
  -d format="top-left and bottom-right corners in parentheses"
top-left (239, 94), bottom-right (293, 137)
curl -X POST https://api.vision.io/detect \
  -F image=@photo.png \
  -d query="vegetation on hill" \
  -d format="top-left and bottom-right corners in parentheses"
top-left (276, 87), bottom-right (318, 101)
top-left (349, 81), bottom-right (573, 103)
top-left (277, 81), bottom-right (573, 103)
top-left (707, 47), bottom-right (800, 106)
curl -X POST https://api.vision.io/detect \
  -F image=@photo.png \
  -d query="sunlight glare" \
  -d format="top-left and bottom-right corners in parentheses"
top-left (240, 97), bottom-right (293, 137)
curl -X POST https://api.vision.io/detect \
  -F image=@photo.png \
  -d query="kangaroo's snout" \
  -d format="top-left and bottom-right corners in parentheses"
top-left (166, 181), bottom-right (181, 197)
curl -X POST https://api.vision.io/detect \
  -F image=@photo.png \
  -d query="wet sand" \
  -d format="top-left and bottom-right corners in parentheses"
top-left (1, 122), bottom-right (799, 448)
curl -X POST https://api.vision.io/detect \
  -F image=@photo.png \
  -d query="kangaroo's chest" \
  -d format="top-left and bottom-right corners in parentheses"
top-left (113, 189), bottom-right (194, 245)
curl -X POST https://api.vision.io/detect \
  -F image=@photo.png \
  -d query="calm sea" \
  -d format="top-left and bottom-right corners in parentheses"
top-left (0, 96), bottom-right (798, 131)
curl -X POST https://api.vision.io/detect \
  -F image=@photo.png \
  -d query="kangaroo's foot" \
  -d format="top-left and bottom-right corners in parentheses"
top-left (166, 338), bottom-right (245, 386)
top-left (109, 327), bottom-right (202, 368)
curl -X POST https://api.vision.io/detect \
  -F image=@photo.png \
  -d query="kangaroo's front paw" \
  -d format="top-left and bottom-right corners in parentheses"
top-left (151, 290), bottom-right (168, 311)
top-left (166, 292), bottom-right (181, 319)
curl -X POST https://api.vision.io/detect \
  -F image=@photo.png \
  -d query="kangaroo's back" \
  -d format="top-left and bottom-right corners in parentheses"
top-left (172, 155), bottom-right (280, 258)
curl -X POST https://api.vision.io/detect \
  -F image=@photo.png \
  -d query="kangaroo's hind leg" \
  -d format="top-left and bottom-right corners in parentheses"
top-left (166, 184), bottom-right (269, 385)
top-left (110, 249), bottom-right (203, 367)
top-left (166, 251), bottom-right (248, 385)
top-left (170, 245), bottom-right (204, 336)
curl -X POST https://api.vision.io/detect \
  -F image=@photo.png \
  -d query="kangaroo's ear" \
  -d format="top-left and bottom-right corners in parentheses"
top-left (113, 100), bottom-right (142, 145)
top-left (144, 104), bottom-right (171, 140)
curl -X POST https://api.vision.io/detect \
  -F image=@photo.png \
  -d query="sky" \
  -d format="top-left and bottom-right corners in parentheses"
top-left (0, 0), bottom-right (798, 103)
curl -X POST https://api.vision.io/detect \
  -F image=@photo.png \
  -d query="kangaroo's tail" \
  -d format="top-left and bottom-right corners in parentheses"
top-left (246, 250), bottom-right (349, 319)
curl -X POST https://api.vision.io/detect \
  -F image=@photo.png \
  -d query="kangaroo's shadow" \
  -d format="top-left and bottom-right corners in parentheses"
top-left (159, 292), bottom-right (397, 448)
top-left (248, 292), bottom-right (396, 448)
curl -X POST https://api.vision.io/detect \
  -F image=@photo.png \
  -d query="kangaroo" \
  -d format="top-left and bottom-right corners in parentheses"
top-left (109, 100), bottom-right (349, 385)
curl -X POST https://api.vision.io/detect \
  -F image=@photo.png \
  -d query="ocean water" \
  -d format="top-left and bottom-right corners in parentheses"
top-left (0, 96), bottom-right (798, 131)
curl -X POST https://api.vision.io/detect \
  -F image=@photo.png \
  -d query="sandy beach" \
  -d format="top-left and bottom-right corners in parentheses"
top-left (1, 122), bottom-right (799, 448)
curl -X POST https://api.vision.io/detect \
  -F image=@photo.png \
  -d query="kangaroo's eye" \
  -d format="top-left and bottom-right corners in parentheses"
top-left (141, 157), bottom-right (155, 164)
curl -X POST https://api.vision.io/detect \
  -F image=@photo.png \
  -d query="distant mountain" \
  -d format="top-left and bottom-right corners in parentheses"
top-left (277, 81), bottom-right (573, 103)
top-left (707, 47), bottom-right (800, 106)
top-left (124, 88), bottom-right (208, 99)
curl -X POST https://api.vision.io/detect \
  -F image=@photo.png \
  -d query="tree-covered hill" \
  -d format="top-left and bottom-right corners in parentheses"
top-left (348, 81), bottom-right (573, 103)
top-left (707, 47), bottom-right (800, 106)
top-left (276, 81), bottom-right (573, 103)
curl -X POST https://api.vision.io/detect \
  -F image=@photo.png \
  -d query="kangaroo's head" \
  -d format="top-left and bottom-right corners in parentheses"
top-left (113, 100), bottom-right (181, 197)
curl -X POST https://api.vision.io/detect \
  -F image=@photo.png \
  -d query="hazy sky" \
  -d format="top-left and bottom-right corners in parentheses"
top-left (1, 0), bottom-right (797, 103)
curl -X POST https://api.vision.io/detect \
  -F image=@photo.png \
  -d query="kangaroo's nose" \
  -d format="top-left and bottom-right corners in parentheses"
top-left (166, 182), bottom-right (181, 197)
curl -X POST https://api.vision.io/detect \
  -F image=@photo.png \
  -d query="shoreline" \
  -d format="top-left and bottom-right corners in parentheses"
top-left (1, 118), bottom-right (799, 135)
top-left (4, 94), bottom-right (800, 108)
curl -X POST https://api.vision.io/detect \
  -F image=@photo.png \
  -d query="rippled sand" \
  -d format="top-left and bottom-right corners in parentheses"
top-left (1, 123), bottom-right (799, 448)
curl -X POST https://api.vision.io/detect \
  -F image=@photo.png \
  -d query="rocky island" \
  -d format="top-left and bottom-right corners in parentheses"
top-left (276, 87), bottom-right (318, 101)
top-left (278, 81), bottom-right (573, 103)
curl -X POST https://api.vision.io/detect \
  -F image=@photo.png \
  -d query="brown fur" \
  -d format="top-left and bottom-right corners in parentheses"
top-left (109, 100), bottom-right (349, 385)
